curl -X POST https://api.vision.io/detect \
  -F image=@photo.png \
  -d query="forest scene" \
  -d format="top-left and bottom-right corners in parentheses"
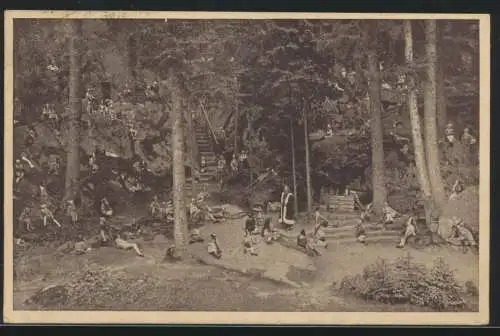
top-left (10, 17), bottom-right (481, 313)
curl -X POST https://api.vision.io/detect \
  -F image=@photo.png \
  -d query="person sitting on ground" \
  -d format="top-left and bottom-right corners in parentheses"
top-left (15, 159), bottom-right (25, 184)
top-left (114, 231), bottom-right (144, 257)
top-left (20, 151), bottom-right (35, 169)
top-left (382, 202), bottom-right (399, 225)
top-left (66, 200), bottom-right (78, 226)
top-left (243, 235), bottom-right (259, 255)
top-left (189, 228), bottom-right (205, 244)
top-left (461, 127), bottom-right (477, 146)
top-left (449, 179), bottom-right (465, 200)
top-left (40, 203), bottom-right (61, 228)
top-left (446, 216), bottom-right (477, 253)
top-left (326, 123), bottom-right (334, 137)
top-left (100, 197), bottom-right (114, 218)
top-left (355, 220), bottom-right (367, 244)
top-left (444, 122), bottom-right (455, 144)
top-left (297, 229), bottom-right (308, 250)
top-left (18, 207), bottom-right (34, 232)
top-left (207, 233), bottom-right (222, 259)
top-left (396, 214), bottom-right (418, 248)
top-left (261, 217), bottom-right (273, 241)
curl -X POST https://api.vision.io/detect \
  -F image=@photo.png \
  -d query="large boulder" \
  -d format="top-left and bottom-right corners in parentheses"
top-left (438, 186), bottom-right (479, 240)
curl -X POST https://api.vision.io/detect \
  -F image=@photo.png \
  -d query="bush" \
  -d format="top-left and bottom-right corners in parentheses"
top-left (339, 254), bottom-right (467, 311)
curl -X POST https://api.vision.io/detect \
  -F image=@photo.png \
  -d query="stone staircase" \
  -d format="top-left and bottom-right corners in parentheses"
top-left (184, 125), bottom-right (219, 200)
top-left (281, 194), bottom-right (404, 245)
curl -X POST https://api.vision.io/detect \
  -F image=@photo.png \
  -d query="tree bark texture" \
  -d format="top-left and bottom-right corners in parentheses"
top-left (424, 20), bottom-right (447, 212)
top-left (64, 20), bottom-right (83, 202)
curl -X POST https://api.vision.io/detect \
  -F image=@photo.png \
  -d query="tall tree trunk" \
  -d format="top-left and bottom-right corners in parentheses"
top-left (170, 73), bottom-right (188, 257)
top-left (303, 107), bottom-right (313, 213)
top-left (64, 20), bottom-right (82, 202)
top-left (290, 118), bottom-right (298, 216)
top-left (424, 20), bottom-right (446, 212)
top-left (366, 28), bottom-right (387, 215)
top-left (233, 76), bottom-right (240, 154)
top-left (186, 101), bottom-right (197, 195)
top-left (436, 21), bottom-right (447, 135)
top-left (128, 35), bottom-right (137, 104)
top-left (404, 20), bottom-right (433, 225)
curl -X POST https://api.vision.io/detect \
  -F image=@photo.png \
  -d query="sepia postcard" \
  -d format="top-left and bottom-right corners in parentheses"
top-left (3, 11), bottom-right (490, 325)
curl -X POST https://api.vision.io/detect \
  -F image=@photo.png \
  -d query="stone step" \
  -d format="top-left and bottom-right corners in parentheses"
top-left (324, 223), bottom-right (402, 233)
top-left (322, 211), bottom-right (360, 221)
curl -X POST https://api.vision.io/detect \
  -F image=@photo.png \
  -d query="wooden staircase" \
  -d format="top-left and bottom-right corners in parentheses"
top-left (184, 125), bottom-right (219, 199)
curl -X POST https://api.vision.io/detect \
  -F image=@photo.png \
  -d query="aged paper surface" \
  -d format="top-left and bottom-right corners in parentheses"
top-left (4, 11), bottom-right (490, 324)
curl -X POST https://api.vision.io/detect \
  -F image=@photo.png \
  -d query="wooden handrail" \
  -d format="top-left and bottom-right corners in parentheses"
top-left (199, 101), bottom-right (219, 145)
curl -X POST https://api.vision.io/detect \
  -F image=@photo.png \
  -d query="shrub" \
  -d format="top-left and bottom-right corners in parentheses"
top-left (339, 254), bottom-right (467, 311)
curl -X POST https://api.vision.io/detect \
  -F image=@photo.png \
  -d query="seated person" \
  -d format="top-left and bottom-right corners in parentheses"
top-left (446, 217), bottom-right (477, 253)
top-left (382, 202), bottom-right (399, 224)
top-left (243, 236), bottom-right (259, 255)
top-left (297, 229), bottom-right (308, 249)
top-left (397, 215), bottom-right (417, 248)
top-left (15, 160), bottom-right (25, 184)
top-left (99, 217), bottom-right (144, 256)
top-left (355, 220), bottom-right (367, 244)
top-left (189, 229), bottom-right (205, 244)
top-left (100, 197), bottom-right (114, 218)
top-left (18, 207), bottom-right (33, 232)
top-left (40, 204), bottom-right (61, 228)
top-left (207, 233), bottom-right (222, 259)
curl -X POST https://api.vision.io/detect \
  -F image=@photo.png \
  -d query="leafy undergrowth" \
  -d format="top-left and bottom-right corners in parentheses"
top-left (339, 254), bottom-right (478, 311)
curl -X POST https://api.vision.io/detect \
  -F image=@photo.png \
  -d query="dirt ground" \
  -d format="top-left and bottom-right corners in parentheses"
top-left (12, 215), bottom-right (479, 312)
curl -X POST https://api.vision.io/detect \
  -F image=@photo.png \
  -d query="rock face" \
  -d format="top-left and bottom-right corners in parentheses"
top-left (26, 284), bottom-right (69, 307)
top-left (438, 186), bottom-right (479, 240)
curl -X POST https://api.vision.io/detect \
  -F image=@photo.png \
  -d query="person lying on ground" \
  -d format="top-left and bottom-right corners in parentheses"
top-left (20, 152), bottom-right (35, 169)
top-left (189, 228), bottom-right (205, 244)
top-left (446, 216), bottom-right (477, 253)
top-left (74, 234), bottom-right (92, 255)
top-left (99, 217), bottom-right (144, 257)
top-left (355, 220), bottom-right (367, 244)
top-left (208, 233), bottom-right (222, 259)
top-left (396, 214), bottom-right (417, 248)
top-left (40, 204), bottom-right (62, 228)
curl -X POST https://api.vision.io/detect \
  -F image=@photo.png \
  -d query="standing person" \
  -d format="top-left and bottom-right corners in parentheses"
top-left (207, 233), bottom-right (222, 259)
top-left (66, 200), bottom-right (78, 226)
top-left (279, 184), bottom-right (295, 230)
top-left (230, 153), bottom-right (239, 176)
top-left (313, 212), bottom-right (328, 249)
top-left (216, 155), bottom-right (226, 183)
top-left (200, 155), bottom-right (207, 173)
